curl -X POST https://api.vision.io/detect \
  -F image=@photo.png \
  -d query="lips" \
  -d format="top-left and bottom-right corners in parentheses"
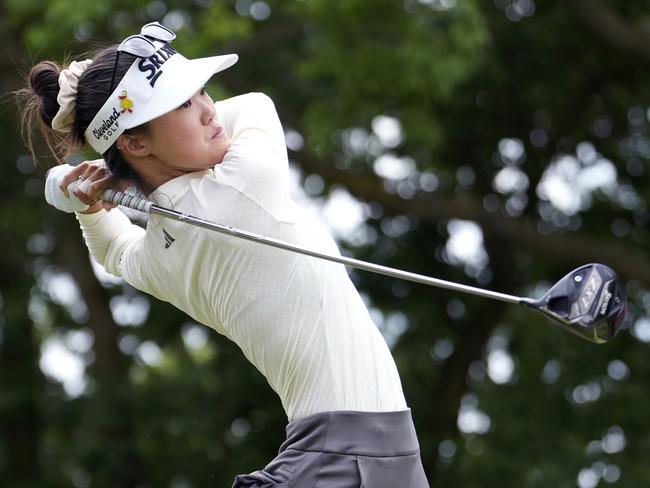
top-left (211, 125), bottom-right (224, 139)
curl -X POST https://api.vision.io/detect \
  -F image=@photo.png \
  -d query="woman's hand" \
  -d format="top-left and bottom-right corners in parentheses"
top-left (58, 159), bottom-right (121, 214)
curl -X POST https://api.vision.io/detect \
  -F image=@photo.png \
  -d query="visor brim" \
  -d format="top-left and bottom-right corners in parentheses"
top-left (127, 53), bottom-right (238, 128)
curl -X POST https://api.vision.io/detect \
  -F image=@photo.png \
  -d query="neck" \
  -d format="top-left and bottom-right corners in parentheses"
top-left (128, 156), bottom-right (192, 193)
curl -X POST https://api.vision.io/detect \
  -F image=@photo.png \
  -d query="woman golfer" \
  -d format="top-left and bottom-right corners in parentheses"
top-left (20, 22), bottom-right (429, 487)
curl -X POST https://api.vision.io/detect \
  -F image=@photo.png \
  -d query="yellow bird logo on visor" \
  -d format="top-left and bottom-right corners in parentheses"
top-left (118, 90), bottom-right (134, 113)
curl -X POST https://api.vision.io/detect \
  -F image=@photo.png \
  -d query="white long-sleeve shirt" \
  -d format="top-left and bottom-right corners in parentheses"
top-left (77, 92), bottom-right (407, 421)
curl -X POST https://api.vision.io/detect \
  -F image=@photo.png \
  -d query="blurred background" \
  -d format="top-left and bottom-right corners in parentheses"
top-left (1, 0), bottom-right (650, 486)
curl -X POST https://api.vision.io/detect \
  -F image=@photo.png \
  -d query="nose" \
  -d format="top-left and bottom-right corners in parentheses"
top-left (200, 96), bottom-right (215, 125)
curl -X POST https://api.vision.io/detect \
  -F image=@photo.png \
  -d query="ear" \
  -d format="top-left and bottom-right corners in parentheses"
top-left (117, 133), bottom-right (151, 158)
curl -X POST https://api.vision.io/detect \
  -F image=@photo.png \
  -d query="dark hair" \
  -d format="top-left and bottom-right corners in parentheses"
top-left (16, 46), bottom-right (149, 190)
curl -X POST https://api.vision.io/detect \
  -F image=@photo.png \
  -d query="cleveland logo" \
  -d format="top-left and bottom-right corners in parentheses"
top-left (92, 107), bottom-right (121, 141)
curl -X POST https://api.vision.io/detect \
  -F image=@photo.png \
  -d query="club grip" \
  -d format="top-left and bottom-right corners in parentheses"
top-left (101, 189), bottom-right (152, 213)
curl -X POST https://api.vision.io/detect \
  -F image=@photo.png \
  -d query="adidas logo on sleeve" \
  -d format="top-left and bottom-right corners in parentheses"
top-left (162, 228), bottom-right (175, 249)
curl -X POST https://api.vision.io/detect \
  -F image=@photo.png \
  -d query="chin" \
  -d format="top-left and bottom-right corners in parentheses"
top-left (212, 150), bottom-right (228, 165)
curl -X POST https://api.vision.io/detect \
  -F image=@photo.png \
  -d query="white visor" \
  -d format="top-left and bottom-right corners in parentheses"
top-left (85, 43), bottom-right (237, 154)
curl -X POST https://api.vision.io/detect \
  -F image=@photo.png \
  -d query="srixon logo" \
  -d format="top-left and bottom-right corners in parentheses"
top-left (138, 44), bottom-right (177, 87)
top-left (599, 289), bottom-right (613, 316)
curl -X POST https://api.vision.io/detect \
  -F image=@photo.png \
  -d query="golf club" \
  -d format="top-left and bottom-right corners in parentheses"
top-left (100, 188), bottom-right (627, 344)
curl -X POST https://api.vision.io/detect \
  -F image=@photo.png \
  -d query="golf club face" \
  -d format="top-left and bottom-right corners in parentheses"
top-left (530, 263), bottom-right (627, 343)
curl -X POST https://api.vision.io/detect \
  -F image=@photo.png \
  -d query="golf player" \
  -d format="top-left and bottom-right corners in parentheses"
top-left (19, 22), bottom-right (429, 487)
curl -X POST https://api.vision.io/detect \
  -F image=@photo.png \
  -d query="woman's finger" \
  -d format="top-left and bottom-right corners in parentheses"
top-left (58, 159), bottom-right (104, 196)
top-left (85, 175), bottom-right (115, 201)
top-left (59, 164), bottom-right (87, 197)
top-left (101, 201), bottom-right (117, 212)
top-left (73, 179), bottom-right (97, 205)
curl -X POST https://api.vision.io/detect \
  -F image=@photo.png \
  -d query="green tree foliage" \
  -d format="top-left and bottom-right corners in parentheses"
top-left (2, 0), bottom-right (650, 486)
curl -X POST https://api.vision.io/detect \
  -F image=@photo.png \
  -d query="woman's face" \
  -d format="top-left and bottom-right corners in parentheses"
top-left (145, 88), bottom-right (231, 173)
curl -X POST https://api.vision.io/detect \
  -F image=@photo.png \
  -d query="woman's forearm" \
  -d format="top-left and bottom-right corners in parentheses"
top-left (76, 208), bottom-right (145, 276)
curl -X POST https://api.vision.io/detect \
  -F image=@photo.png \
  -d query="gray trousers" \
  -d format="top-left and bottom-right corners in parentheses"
top-left (232, 410), bottom-right (429, 488)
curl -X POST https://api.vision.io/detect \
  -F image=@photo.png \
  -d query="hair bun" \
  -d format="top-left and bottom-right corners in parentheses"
top-left (28, 61), bottom-right (62, 127)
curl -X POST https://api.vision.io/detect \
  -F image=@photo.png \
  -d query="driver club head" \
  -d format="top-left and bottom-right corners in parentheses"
top-left (529, 263), bottom-right (627, 343)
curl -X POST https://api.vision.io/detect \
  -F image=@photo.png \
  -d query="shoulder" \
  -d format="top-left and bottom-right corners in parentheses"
top-left (215, 92), bottom-right (277, 118)
top-left (216, 92), bottom-right (283, 143)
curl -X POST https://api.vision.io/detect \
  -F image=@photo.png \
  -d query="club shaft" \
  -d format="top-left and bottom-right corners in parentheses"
top-left (101, 189), bottom-right (525, 305)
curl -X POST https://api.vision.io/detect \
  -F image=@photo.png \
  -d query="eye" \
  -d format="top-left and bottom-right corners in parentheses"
top-left (178, 87), bottom-right (207, 109)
